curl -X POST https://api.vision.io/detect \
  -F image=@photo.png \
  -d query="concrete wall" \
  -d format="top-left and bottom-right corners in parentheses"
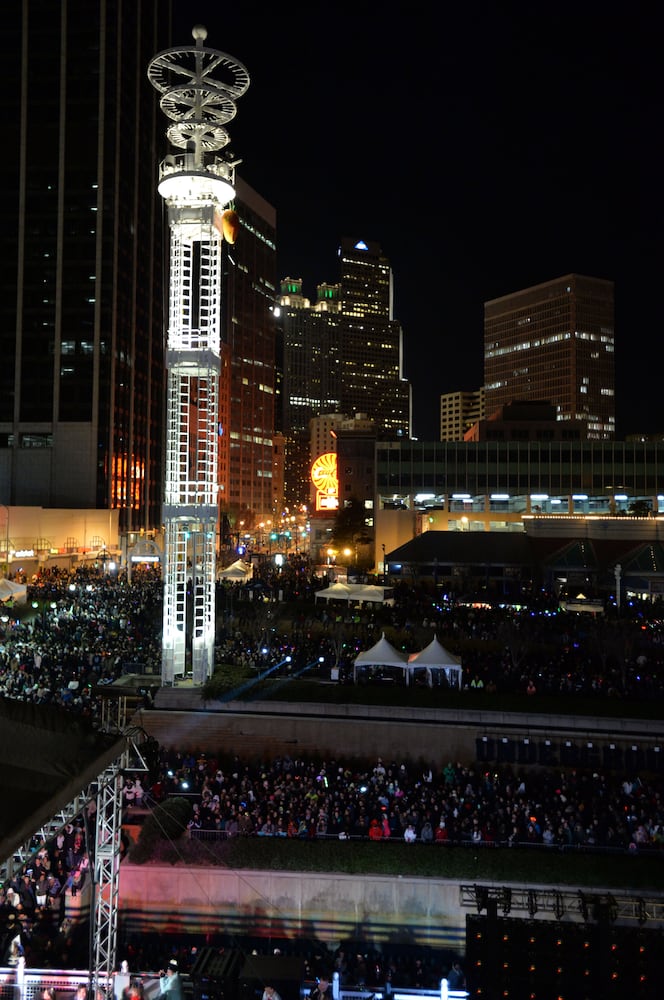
top-left (137, 700), bottom-right (664, 766)
top-left (120, 864), bottom-right (467, 953)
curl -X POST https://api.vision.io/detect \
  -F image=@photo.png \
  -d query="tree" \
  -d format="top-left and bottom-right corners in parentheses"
top-left (331, 497), bottom-right (373, 570)
top-left (332, 496), bottom-right (370, 544)
top-left (628, 499), bottom-right (651, 518)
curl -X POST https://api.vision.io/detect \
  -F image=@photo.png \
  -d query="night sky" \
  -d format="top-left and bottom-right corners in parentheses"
top-left (171, 4), bottom-right (662, 440)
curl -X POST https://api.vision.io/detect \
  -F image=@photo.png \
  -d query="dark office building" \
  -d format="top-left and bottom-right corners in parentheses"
top-left (0, 1), bottom-right (170, 531)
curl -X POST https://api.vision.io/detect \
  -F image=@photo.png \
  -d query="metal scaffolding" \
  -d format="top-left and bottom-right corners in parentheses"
top-left (460, 882), bottom-right (664, 925)
top-left (148, 25), bottom-right (250, 685)
top-left (0, 691), bottom-right (146, 994)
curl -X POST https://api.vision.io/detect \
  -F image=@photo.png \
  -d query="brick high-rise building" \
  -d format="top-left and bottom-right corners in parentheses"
top-left (221, 177), bottom-right (278, 529)
top-left (484, 274), bottom-right (615, 439)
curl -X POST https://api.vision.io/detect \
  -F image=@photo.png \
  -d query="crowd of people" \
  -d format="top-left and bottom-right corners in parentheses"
top-left (2, 559), bottom-right (664, 707)
top-left (147, 746), bottom-right (664, 853)
top-left (0, 566), bottom-right (163, 716)
top-left (0, 564), bottom-right (662, 859)
top-left (117, 938), bottom-right (464, 995)
top-left (1, 560), bottom-right (664, 983)
top-left (0, 816), bottom-right (93, 968)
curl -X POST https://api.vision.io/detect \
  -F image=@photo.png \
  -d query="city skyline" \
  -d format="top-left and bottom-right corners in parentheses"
top-left (174, 4), bottom-right (661, 440)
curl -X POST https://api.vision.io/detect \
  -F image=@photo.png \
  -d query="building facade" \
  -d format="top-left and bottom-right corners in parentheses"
top-left (374, 438), bottom-right (664, 594)
top-left (375, 438), bottom-right (664, 531)
top-left (464, 400), bottom-right (585, 444)
top-left (0, 1), bottom-right (170, 533)
top-left (440, 389), bottom-right (486, 441)
top-left (484, 274), bottom-right (615, 439)
top-left (222, 177), bottom-right (278, 530)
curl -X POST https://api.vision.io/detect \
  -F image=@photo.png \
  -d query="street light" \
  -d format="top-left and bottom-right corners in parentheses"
top-left (31, 598), bottom-right (57, 626)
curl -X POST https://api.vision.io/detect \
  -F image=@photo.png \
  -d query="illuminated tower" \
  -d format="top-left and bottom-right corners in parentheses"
top-left (148, 26), bottom-right (249, 684)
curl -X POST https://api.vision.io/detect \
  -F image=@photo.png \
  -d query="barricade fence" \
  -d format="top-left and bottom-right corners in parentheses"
top-left (0, 972), bottom-right (468, 1000)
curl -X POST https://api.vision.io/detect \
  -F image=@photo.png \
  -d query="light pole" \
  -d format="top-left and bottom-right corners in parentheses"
top-left (32, 598), bottom-right (57, 626)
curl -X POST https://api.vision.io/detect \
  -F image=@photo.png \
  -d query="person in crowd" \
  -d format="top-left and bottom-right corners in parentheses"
top-left (4, 911), bottom-right (25, 966)
top-left (262, 985), bottom-right (282, 1000)
top-left (159, 958), bottom-right (183, 1000)
top-left (446, 961), bottom-right (466, 989)
top-left (309, 973), bottom-right (332, 1000)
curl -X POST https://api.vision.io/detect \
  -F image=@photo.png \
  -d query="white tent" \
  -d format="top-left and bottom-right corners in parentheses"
top-left (0, 579), bottom-right (28, 605)
top-left (353, 632), bottom-right (409, 683)
top-left (217, 559), bottom-right (253, 581)
top-left (315, 583), bottom-right (393, 605)
top-left (314, 582), bottom-right (353, 602)
top-left (407, 636), bottom-right (462, 689)
top-left (351, 584), bottom-right (393, 605)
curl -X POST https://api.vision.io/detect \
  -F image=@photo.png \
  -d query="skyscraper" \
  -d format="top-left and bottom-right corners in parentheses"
top-left (280, 238), bottom-right (411, 503)
top-left (0, 1), bottom-right (170, 531)
top-left (484, 274), bottom-right (615, 439)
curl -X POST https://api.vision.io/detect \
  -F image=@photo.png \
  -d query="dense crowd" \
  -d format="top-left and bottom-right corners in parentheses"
top-left (2, 561), bottom-right (664, 989)
top-left (0, 816), bottom-right (93, 968)
top-left (0, 566), bottom-right (163, 716)
top-left (1, 561), bottom-right (663, 862)
top-left (148, 747), bottom-right (664, 853)
top-left (2, 558), bottom-right (664, 707)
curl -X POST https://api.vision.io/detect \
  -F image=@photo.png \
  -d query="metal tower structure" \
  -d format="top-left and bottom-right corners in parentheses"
top-left (148, 26), bottom-right (250, 684)
top-left (0, 691), bottom-right (152, 995)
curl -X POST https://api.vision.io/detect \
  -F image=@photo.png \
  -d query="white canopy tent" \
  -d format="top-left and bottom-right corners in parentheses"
top-left (407, 636), bottom-right (462, 689)
top-left (353, 632), bottom-right (409, 683)
top-left (0, 579), bottom-right (27, 605)
top-left (353, 633), bottom-right (462, 688)
top-left (217, 559), bottom-right (253, 581)
top-left (351, 584), bottom-right (394, 605)
top-left (315, 583), bottom-right (392, 604)
top-left (314, 582), bottom-right (353, 602)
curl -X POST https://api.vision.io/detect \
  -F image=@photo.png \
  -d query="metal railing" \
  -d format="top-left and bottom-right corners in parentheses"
top-left (184, 824), bottom-right (663, 857)
top-left (336, 984), bottom-right (467, 1000)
